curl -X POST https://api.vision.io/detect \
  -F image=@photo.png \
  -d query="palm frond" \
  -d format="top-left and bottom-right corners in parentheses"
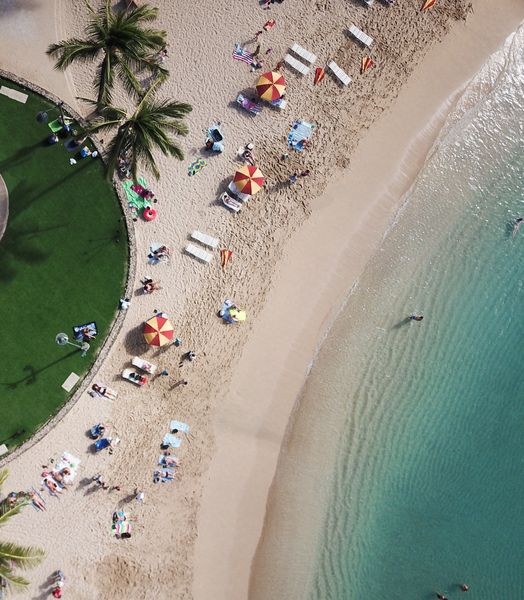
top-left (46, 39), bottom-right (100, 70)
top-left (0, 542), bottom-right (45, 569)
top-left (0, 468), bottom-right (7, 490)
top-left (94, 53), bottom-right (115, 109)
top-left (0, 564), bottom-right (29, 589)
top-left (0, 501), bottom-right (29, 526)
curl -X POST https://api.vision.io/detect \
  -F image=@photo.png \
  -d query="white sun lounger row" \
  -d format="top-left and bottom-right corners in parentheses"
top-left (285, 54), bottom-right (310, 75)
top-left (185, 243), bottom-right (212, 263)
top-left (348, 24), bottom-right (374, 48)
top-left (328, 61), bottom-right (352, 86)
top-left (291, 43), bottom-right (317, 65)
top-left (191, 230), bottom-right (219, 249)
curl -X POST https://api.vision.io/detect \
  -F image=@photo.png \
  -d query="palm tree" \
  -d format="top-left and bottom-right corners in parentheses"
top-left (47, 0), bottom-right (168, 109)
top-left (81, 81), bottom-right (192, 182)
top-left (0, 469), bottom-right (45, 595)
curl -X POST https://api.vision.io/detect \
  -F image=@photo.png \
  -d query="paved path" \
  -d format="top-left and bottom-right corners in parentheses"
top-left (0, 174), bottom-right (8, 242)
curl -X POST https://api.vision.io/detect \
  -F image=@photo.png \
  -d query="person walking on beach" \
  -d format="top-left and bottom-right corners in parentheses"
top-left (289, 174), bottom-right (298, 185)
top-left (179, 351), bottom-right (196, 367)
top-left (410, 314), bottom-right (423, 322)
top-left (170, 379), bottom-right (188, 390)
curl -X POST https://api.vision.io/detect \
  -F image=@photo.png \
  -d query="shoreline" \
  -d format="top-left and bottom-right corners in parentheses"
top-left (0, 1), bottom-right (523, 598)
top-left (193, 2), bottom-right (524, 598)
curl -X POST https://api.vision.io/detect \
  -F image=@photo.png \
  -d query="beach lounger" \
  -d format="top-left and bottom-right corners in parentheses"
top-left (284, 54), bottom-right (310, 75)
top-left (228, 181), bottom-right (251, 202)
top-left (122, 368), bottom-right (147, 386)
top-left (221, 191), bottom-right (242, 212)
top-left (191, 230), bottom-right (219, 249)
top-left (185, 243), bottom-right (213, 263)
top-left (291, 43), bottom-right (317, 65)
top-left (132, 356), bottom-right (157, 374)
top-left (0, 444), bottom-right (8, 457)
top-left (236, 94), bottom-right (262, 115)
top-left (162, 433), bottom-right (182, 448)
top-left (270, 98), bottom-right (287, 110)
top-left (328, 61), bottom-right (352, 86)
top-left (361, 0), bottom-right (375, 5)
top-left (348, 24), bottom-right (374, 47)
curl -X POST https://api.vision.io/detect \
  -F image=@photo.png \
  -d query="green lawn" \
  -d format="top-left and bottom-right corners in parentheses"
top-left (0, 78), bottom-right (128, 450)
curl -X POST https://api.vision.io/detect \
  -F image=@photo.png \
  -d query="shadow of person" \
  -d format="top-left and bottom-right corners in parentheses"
top-left (392, 317), bottom-right (412, 330)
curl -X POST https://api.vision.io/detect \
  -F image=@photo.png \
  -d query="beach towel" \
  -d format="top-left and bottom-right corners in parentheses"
top-left (169, 420), bottom-right (190, 434)
top-left (162, 433), bottom-right (182, 448)
top-left (73, 321), bottom-right (97, 341)
top-left (122, 177), bottom-right (152, 211)
top-left (47, 117), bottom-right (73, 133)
top-left (187, 157), bottom-right (207, 176)
top-left (287, 120), bottom-right (315, 151)
top-left (153, 468), bottom-right (175, 483)
top-left (232, 43), bottom-right (254, 65)
top-left (158, 455), bottom-right (178, 467)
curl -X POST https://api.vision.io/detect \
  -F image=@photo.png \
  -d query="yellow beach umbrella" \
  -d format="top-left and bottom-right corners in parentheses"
top-left (233, 164), bottom-right (265, 195)
top-left (256, 71), bottom-right (286, 102)
top-left (143, 315), bottom-right (175, 346)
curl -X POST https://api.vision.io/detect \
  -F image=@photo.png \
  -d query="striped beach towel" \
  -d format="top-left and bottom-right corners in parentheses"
top-left (232, 43), bottom-right (254, 65)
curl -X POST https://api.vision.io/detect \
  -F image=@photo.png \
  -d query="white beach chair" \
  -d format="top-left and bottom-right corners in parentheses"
top-left (191, 230), bottom-right (219, 249)
top-left (348, 24), bottom-right (374, 48)
top-left (328, 61), bottom-right (352, 86)
top-left (291, 43), bottom-right (317, 65)
top-left (132, 356), bottom-right (157, 374)
top-left (185, 244), bottom-right (213, 263)
top-left (361, 0), bottom-right (375, 6)
top-left (284, 54), bottom-right (310, 75)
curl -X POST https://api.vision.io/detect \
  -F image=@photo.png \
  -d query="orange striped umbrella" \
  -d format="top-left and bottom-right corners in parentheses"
top-left (256, 71), bottom-right (286, 102)
top-left (233, 165), bottom-right (265, 195)
top-left (421, 0), bottom-right (436, 10)
top-left (361, 56), bottom-right (375, 74)
top-left (143, 315), bottom-right (175, 347)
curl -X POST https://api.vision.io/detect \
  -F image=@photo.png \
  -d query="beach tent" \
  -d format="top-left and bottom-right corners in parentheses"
top-left (232, 165), bottom-right (265, 195)
top-left (256, 71), bottom-right (286, 101)
top-left (144, 315), bottom-right (175, 347)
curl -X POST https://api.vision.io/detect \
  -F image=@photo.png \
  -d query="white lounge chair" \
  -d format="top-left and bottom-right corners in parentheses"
top-left (328, 61), bottom-right (352, 86)
top-left (291, 43), bottom-right (317, 65)
top-left (132, 356), bottom-right (157, 374)
top-left (191, 230), bottom-right (219, 249)
top-left (284, 54), bottom-right (310, 75)
top-left (361, 0), bottom-right (374, 6)
top-left (228, 181), bottom-right (251, 202)
top-left (221, 191), bottom-right (242, 213)
top-left (348, 24), bottom-right (374, 47)
top-left (185, 243), bottom-right (213, 263)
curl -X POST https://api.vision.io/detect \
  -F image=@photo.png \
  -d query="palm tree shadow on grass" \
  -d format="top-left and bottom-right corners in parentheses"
top-left (0, 349), bottom-right (77, 390)
top-left (0, 139), bottom-right (47, 172)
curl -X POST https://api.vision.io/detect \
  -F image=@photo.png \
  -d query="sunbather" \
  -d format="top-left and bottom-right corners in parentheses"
top-left (44, 477), bottom-right (62, 494)
top-left (28, 490), bottom-right (46, 511)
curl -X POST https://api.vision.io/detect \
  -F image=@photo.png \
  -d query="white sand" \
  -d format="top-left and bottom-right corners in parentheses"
top-left (0, 0), bottom-right (523, 599)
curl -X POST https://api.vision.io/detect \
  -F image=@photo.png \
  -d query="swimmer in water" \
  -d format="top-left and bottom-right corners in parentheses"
top-left (512, 217), bottom-right (523, 239)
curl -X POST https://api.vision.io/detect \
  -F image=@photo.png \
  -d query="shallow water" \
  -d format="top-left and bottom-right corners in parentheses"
top-left (257, 24), bottom-right (524, 600)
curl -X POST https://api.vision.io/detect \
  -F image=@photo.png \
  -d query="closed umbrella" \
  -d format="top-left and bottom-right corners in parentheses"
top-left (143, 315), bottom-right (175, 347)
top-left (232, 164), bottom-right (265, 195)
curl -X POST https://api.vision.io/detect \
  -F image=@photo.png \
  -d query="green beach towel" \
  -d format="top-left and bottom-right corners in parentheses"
top-left (122, 178), bottom-right (151, 211)
top-left (47, 117), bottom-right (73, 133)
top-left (188, 158), bottom-right (207, 176)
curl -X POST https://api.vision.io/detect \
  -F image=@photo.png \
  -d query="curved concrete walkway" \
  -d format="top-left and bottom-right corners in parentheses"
top-left (0, 174), bottom-right (8, 242)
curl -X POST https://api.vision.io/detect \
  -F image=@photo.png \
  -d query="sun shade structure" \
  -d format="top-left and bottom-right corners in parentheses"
top-left (256, 71), bottom-right (286, 101)
top-left (143, 315), bottom-right (175, 346)
top-left (233, 165), bottom-right (265, 195)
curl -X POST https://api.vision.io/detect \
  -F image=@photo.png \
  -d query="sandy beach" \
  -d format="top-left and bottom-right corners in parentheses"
top-left (1, 0), bottom-right (523, 598)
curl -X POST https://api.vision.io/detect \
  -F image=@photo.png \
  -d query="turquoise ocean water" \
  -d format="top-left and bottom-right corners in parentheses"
top-left (253, 24), bottom-right (524, 600)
